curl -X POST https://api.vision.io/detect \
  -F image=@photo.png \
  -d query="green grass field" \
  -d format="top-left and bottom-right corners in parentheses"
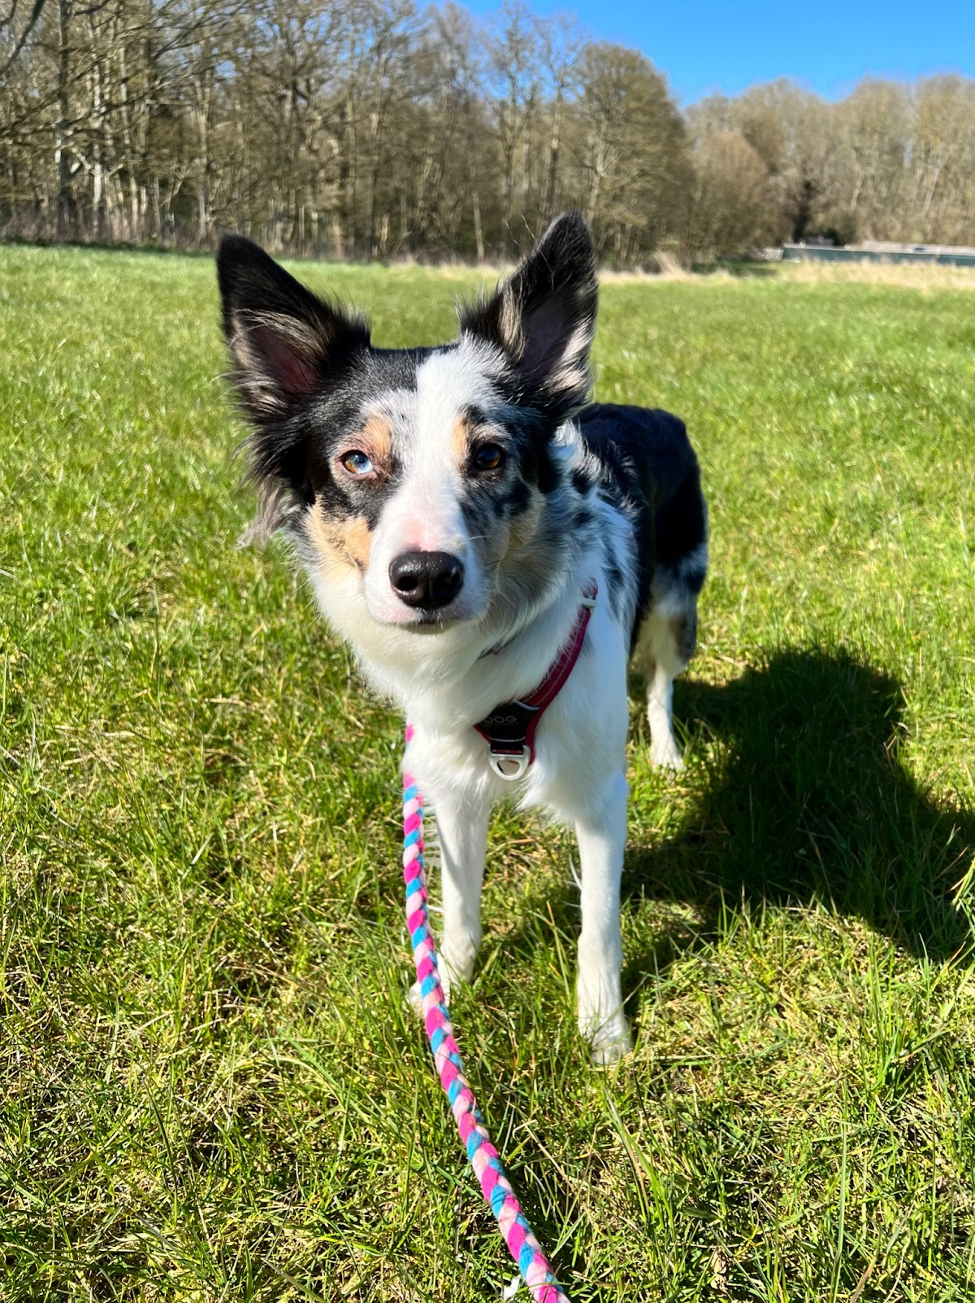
top-left (1, 246), bottom-right (974, 1303)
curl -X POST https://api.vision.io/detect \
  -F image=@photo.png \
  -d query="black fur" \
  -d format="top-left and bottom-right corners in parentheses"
top-left (218, 234), bottom-right (375, 520)
top-left (577, 403), bottom-right (707, 646)
top-left (217, 225), bottom-right (706, 650)
top-left (459, 211), bottom-right (598, 425)
top-left (217, 231), bottom-right (583, 537)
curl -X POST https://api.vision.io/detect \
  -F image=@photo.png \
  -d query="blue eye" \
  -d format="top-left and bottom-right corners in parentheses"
top-left (474, 444), bottom-right (505, 472)
top-left (341, 450), bottom-right (374, 476)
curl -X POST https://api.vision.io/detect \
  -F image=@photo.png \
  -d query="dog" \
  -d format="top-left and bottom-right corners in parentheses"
top-left (217, 211), bottom-right (707, 1062)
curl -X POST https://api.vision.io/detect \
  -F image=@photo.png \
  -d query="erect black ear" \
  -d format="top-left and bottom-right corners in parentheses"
top-left (216, 235), bottom-right (370, 421)
top-left (459, 211), bottom-right (598, 418)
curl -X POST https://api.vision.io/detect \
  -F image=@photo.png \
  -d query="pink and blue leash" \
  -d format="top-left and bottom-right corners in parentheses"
top-left (402, 725), bottom-right (569, 1303)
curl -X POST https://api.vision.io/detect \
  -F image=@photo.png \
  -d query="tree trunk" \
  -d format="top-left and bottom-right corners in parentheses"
top-left (544, 95), bottom-right (563, 219)
top-left (472, 189), bottom-right (484, 261)
top-left (54, 0), bottom-right (77, 239)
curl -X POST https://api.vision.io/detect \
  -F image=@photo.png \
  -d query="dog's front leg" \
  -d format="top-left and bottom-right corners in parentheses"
top-left (431, 785), bottom-right (491, 994)
top-left (575, 771), bottom-right (632, 1064)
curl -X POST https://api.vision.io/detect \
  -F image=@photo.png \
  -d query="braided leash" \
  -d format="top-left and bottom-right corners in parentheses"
top-left (402, 726), bottom-right (569, 1303)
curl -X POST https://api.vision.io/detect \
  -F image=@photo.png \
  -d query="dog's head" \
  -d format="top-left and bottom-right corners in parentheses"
top-left (217, 212), bottom-right (597, 651)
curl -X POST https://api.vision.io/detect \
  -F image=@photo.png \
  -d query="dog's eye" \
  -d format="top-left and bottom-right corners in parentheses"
top-left (340, 450), bottom-right (374, 477)
top-left (473, 444), bottom-right (505, 472)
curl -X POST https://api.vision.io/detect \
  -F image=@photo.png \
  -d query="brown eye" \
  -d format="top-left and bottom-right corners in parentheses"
top-left (340, 450), bottom-right (374, 477)
top-left (473, 444), bottom-right (505, 472)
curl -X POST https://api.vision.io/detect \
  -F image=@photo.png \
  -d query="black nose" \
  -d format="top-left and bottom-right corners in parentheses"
top-left (389, 550), bottom-right (465, 610)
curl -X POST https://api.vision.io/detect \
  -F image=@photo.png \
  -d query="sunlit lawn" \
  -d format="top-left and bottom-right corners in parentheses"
top-left (1, 245), bottom-right (973, 1302)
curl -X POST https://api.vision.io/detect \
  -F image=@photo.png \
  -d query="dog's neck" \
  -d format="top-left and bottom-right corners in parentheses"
top-left (350, 561), bottom-right (591, 734)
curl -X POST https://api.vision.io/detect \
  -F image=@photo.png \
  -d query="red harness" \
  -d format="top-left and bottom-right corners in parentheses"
top-left (473, 580), bottom-right (598, 780)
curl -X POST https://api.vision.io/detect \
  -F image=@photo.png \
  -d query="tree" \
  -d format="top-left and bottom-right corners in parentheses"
top-left (683, 128), bottom-right (771, 258)
top-left (575, 42), bottom-right (689, 263)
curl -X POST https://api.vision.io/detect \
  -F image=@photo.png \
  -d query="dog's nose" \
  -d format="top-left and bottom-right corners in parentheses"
top-left (389, 550), bottom-right (464, 610)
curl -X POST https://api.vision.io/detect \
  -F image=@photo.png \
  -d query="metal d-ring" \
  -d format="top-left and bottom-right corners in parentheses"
top-left (488, 745), bottom-right (531, 781)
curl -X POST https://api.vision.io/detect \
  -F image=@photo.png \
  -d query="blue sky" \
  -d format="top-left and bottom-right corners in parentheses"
top-left (462, 0), bottom-right (975, 103)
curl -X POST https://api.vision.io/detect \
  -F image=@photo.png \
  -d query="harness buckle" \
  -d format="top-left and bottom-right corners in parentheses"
top-left (488, 746), bottom-right (531, 781)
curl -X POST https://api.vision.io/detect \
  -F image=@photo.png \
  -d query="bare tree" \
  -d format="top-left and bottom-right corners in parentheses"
top-left (575, 42), bottom-right (688, 263)
top-left (485, 0), bottom-right (543, 254)
top-left (682, 127), bottom-right (771, 258)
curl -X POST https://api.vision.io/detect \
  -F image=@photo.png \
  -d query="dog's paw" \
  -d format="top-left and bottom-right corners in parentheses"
top-left (407, 939), bottom-right (475, 1018)
top-left (650, 738), bottom-right (684, 771)
top-left (407, 976), bottom-right (452, 1014)
top-left (407, 979), bottom-right (425, 1016)
top-left (584, 1010), bottom-right (633, 1066)
top-left (439, 938), bottom-right (478, 991)
top-left (577, 981), bottom-right (633, 1065)
top-left (407, 970), bottom-right (454, 1017)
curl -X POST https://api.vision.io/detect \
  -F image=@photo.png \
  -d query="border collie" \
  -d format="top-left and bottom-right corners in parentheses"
top-left (217, 212), bottom-right (707, 1062)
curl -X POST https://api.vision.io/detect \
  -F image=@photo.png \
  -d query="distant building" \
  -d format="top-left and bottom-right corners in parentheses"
top-left (782, 242), bottom-right (975, 267)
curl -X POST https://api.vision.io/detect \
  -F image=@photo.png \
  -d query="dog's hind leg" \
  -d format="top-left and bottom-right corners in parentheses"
top-left (635, 570), bottom-right (700, 771)
top-left (644, 607), bottom-right (695, 770)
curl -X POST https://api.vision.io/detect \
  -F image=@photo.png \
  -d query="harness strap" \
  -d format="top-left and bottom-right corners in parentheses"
top-left (473, 579), bottom-right (597, 780)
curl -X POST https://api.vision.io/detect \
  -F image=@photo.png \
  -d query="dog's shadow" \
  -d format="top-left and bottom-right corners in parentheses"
top-left (444, 648), bottom-right (972, 1299)
top-left (513, 646), bottom-right (973, 993)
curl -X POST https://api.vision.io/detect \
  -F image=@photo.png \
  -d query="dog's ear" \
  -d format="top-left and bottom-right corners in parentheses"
top-left (217, 235), bottom-right (370, 421)
top-left (459, 211), bottom-right (597, 419)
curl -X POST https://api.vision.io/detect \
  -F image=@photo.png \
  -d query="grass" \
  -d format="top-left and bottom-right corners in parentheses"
top-left (0, 244), bottom-right (973, 1304)
top-left (772, 261), bottom-right (976, 291)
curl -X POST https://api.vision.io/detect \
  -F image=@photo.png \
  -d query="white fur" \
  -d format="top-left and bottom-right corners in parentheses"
top-left (393, 544), bottom-right (635, 1062)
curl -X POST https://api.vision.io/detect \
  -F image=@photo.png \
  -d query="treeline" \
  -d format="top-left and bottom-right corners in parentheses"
top-left (1, 0), bottom-right (974, 263)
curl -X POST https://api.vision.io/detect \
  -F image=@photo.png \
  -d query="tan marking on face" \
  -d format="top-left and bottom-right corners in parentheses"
top-left (359, 415), bottom-right (392, 468)
top-left (505, 492), bottom-right (543, 556)
top-left (452, 412), bottom-right (474, 464)
top-left (304, 504), bottom-right (373, 576)
top-left (479, 490), bottom-right (556, 630)
top-left (345, 516), bottom-right (372, 570)
top-left (339, 415), bottom-right (395, 482)
top-left (482, 489), bottom-right (545, 571)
